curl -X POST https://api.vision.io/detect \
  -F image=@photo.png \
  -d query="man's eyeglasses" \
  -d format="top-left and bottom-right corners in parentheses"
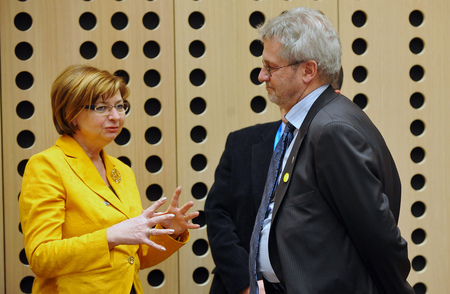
top-left (261, 60), bottom-right (305, 77)
top-left (84, 102), bottom-right (129, 115)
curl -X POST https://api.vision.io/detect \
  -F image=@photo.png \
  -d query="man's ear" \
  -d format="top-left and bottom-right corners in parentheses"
top-left (301, 60), bottom-right (318, 83)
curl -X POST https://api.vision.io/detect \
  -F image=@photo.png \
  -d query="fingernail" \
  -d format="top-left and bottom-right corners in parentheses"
top-left (168, 214), bottom-right (175, 218)
top-left (168, 229), bottom-right (175, 233)
top-left (160, 197), bottom-right (167, 201)
top-left (161, 246), bottom-right (166, 251)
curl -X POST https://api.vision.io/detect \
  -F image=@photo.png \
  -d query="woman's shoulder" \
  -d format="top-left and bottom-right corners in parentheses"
top-left (28, 144), bottom-right (62, 162)
top-left (103, 153), bottom-right (134, 173)
top-left (105, 155), bottom-right (129, 166)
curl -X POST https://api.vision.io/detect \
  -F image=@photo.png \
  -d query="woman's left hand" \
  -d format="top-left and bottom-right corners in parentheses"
top-left (158, 186), bottom-right (200, 238)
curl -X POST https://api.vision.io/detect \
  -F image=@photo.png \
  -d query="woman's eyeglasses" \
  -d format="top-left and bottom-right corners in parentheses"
top-left (84, 102), bottom-right (129, 115)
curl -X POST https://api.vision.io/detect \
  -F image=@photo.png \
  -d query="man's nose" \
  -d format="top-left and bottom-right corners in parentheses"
top-left (258, 67), bottom-right (270, 82)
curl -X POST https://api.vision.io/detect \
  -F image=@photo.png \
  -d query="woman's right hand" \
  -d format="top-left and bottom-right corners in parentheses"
top-left (106, 197), bottom-right (175, 251)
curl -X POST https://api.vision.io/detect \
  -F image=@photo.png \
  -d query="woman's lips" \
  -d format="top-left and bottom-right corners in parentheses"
top-left (106, 126), bottom-right (119, 132)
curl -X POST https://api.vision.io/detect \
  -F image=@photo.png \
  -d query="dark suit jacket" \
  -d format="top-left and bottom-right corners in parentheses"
top-left (267, 86), bottom-right (414, 293)
top-left (205, 121), bottom-right (281, 294)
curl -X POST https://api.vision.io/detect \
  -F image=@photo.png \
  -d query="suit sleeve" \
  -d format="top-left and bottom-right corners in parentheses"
top-left (314, 122), bottom-right (412, 293)
top-left (19, 154), bottom-right (113, 278)
top-left (205, 133), bottom-right (253, 294)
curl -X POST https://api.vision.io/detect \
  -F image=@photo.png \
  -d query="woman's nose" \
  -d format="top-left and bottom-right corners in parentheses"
top-left (108, 107), bottom-right (121, 120)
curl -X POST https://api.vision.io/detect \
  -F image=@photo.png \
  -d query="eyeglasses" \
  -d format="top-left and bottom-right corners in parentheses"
top-left (261, 60), bottom-right (305, 77)
top-left (84, 102), bottom-right (129, 114)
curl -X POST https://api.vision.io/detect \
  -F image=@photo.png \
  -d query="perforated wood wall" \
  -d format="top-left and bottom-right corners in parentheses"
top-left (1, 1), bottom-right (448, 293)
top-left (339, 1), bottom-right (450, 293)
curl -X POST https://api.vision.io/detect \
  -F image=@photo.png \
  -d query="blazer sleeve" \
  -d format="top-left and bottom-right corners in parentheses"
top-left (19, 152), bottom-right (113, 278)
top-left (205, 132), bottom-right (253, 294)
top-left (138, 224), bottom-right (190, 269)
top-left (314, 122), bottom-right (412, 293)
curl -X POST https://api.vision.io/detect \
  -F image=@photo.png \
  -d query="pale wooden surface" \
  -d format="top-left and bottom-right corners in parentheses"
top-left (1, 0), bottom-right (448, 293)
top-left (0, 64), bottom-right (4, 292)
top-left (340, 1), bottom-right (450, 293)
top-left (174, 1), bottom-right (338, 292)
top-left (1, 1), bottom-right (178, 293)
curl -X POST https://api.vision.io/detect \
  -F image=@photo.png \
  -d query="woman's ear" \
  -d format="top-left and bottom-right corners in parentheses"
top-left (302, 60), bottom-right (318, 83)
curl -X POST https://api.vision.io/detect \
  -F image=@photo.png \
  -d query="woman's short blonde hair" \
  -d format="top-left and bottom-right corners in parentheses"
top-left (51, 65), bottom-right (130, 135)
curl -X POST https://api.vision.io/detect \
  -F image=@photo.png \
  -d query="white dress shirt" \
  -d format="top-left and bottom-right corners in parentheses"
top-left (258, 85), bottom-right (329, 282)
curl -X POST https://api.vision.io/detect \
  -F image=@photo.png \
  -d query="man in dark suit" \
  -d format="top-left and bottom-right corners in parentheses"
top-left (249, 7), bottom-right (414, 294)
top-left (206, 65), bottom-right (343, 293)
top-left (205, 120), bottom-right (281, 294)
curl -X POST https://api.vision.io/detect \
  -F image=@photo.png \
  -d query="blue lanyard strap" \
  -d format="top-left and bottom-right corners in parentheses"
top-left (274, 122), bottom-right (283, 150)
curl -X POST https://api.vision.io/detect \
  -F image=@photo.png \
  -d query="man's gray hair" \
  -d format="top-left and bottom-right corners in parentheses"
top-left (259, 7), bottom-right (342, 84)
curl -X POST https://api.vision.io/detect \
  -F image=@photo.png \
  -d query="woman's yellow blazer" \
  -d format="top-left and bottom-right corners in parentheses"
top-left (19, 135), bottom-right (189, 293)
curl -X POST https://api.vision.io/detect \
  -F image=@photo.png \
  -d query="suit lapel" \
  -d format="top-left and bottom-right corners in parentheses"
top-left (56, 135), bottom-right (130, 217)
top-left (272, 86), bottom-right (338, 218)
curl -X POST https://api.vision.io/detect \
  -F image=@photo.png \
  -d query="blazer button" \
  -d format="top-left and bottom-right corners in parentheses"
top-left (104, 201), bottom-right (110, 206)
top-left (128, 256), bottom-right (135, 264)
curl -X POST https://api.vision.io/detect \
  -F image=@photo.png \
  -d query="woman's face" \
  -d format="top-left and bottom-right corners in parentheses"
top-left (72, 92), bottom-right (126, 150)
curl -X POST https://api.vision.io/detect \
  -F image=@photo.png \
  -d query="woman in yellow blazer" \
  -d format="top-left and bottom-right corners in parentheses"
top-left (19, 65), bottom-right (199, 294)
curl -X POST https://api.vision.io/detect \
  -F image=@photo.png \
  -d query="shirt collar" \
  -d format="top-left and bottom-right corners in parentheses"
top-left (285, 84), bottom-right (329, 129)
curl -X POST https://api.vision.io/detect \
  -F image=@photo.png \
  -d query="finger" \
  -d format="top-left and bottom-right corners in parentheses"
top-left (147, 213), bottom-right (175, 227)
top-left (177, 201), bottom-right (195, 215)
top-left (148, 228), bottom-right (174, 237)
top-left (143, 239), bottom-right (167, 252)
top-left (169, 186), bottom-right (182, 207)
top-left (142, 197), bottom-right (167, 218)
top-left (186, 222), bottom-right (200, 230)
top-left (184, 211), bottom-right (199, 222)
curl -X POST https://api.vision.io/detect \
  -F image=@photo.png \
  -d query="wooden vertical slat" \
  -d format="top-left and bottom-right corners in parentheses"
top-left (174, 1), bottom-right (338, 292)
top-left (339, 0), bottom-right (450, 292)
top-left (1, 1), bottom-right (178, 293)
top-left (2, 0), bottom-right (449, 293)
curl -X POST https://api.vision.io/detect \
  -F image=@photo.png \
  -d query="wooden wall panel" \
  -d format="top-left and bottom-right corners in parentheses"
top-left (0, 81), bottom-right (4, 292)
top-left (174, 1), bottom-right (337, 292)
top-left (339, 1), bottom-right (450, 293)
top-left (1, 0), bottom-right (449, 293)
top-left (0, 1), bottom-right (178, 293)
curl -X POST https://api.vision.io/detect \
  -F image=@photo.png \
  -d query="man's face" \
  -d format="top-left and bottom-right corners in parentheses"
top-left (258, 39), bottom-right (304, 111)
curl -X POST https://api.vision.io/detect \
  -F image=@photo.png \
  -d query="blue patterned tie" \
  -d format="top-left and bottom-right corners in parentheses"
top-left (249, 122), bottom-right (296, 294)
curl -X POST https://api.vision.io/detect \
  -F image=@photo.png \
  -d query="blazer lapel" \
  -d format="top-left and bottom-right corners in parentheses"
top-left (102, 154), bottom-right (138, 218)
top-left (56, 135), bottom-right (129, 217)
top-left (272, 86), bottom-right (338, 218)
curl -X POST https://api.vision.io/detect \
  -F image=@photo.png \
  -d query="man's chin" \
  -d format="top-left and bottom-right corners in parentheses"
top-left (268, 95), bottom-right (280, 105)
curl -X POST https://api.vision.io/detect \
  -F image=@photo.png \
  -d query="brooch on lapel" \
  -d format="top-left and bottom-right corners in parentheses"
top-left (111, 169), bottom-right (122, 183)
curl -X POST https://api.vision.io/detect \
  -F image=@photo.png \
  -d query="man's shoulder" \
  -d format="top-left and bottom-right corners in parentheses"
top-left (230, 120), bottom-right (281, 137)
top-left (315, 94), bottom-right (373, 126)
top-left (221, 121), bottom-right (280, 151)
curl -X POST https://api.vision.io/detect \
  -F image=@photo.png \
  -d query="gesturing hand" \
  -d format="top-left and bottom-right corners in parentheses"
top-left (159, 186), bottom-right (200, 238)
top-left (106, 197), bottom-right (176, 251)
